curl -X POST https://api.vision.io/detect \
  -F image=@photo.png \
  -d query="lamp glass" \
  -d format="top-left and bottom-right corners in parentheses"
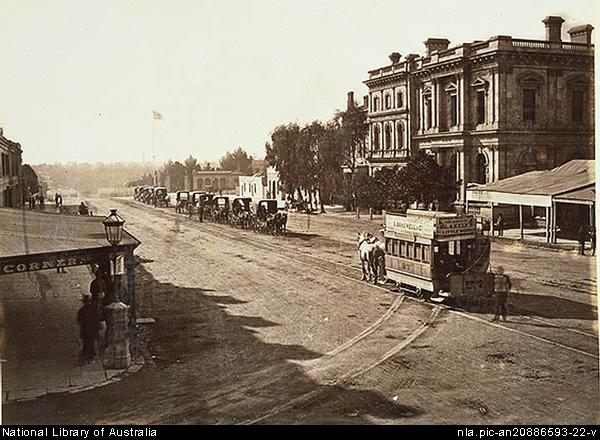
top-left (102, 209), bottom-right (125, 246)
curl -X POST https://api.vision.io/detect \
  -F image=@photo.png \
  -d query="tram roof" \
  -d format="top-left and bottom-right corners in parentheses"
top-left (0, 208), bottom-right (140, 260)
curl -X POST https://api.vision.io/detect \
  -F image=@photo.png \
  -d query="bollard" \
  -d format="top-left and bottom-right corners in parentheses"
top-left (103, 302), bottom-right (131, 369)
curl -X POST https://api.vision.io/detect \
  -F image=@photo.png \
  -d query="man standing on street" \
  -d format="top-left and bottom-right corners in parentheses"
top-left (198, 199), bottom-right (204, 222)
top-left (493, 266), bottom-right (511, 322)
top-left (495, 214), bottom-right (504, 237)
top-left (578, 224), bottom-right (588, 256)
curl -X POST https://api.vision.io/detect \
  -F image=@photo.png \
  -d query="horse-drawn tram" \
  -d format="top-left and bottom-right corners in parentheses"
top-left (383, 209), bottom-right (493, 303)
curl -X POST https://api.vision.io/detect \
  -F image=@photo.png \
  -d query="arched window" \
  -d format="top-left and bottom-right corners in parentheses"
top-left (475, 153), bottom-right (488, 184)
top-left (520, 150), bottom-right (537, 173)
top-left (205, 178), bottom-right (211, 187)
top-left (385, 124), bottom-right (392, 150)
top-left (373, 125), bottom-right (380, 150)
top-left (373, 96), bottom-right (380, 112)
top-left (397, 91), bottom-right (404, 108)
top-left (385, 94), bottom-right (391, 110)
top-left (396, 122), bottom-right (404, 149)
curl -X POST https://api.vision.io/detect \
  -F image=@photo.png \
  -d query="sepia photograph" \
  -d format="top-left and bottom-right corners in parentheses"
top-left (0, 0), bottom-right (597, 428)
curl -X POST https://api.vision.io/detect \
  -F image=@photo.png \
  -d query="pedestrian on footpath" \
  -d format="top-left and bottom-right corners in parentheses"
top-left (495, 214), bottom-right (504, 237)
top-left (578, 224), bottom-right (588, 256)
top-left (493, 266), bottom-right (511, 322)
top-left (90, 268), bottom-right (108, 356)
top-left (590, 227), bottom-right (596, 256)
top-left (77, 295), bottom-right (100, 364)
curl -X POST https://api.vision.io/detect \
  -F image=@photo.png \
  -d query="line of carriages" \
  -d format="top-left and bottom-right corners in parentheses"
top-left (132, 186), bottom-right (288, 235)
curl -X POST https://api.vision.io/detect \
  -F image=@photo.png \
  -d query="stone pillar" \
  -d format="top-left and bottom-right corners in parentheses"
top-left (103, 302), bottom-right (131, 369)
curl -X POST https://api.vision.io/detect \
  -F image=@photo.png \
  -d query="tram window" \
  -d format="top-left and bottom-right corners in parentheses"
top-left (400, 241), bottom-right (407, 257)
top-left (385, 238), bottom-right (392, 253)
top-left (414, 244), bottom-right (422, 261)
top-left (422, 245), bottom-right (430, 263)
top-left (448, 241), bottom-right (455, 256)
top-left (392, 239), bottom-right (399, 256)
top-left (456, 242), bottom-right (462, 255)
top-left (407, 243), bottom-right (414, 260)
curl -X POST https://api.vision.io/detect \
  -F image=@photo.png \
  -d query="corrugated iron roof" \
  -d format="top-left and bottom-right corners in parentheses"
top-left (474, 160), bottom-right (595, 196)
top-left (554, 186), bottom-right (595, 202)
top-left (0, 208), bottom-right (139, 259)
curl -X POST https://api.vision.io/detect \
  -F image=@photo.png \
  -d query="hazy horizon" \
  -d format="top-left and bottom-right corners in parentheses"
top-left (0, 0), bottom-right (596, 166)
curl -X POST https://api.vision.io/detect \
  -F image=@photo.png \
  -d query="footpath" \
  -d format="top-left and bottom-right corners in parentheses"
top-left (0, 261), bottom-right (141, 403)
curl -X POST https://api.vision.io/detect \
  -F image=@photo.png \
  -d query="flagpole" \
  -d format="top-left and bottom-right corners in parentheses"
top-left (152, 116), bottom-right (155, 186)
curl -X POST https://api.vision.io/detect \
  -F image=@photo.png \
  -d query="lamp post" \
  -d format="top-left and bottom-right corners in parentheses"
top-left (102, 209), bottom-right (125, 301)
top-left (101, 209), bottom-right (131, 369)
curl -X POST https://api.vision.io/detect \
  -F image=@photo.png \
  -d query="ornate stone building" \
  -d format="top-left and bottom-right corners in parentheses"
top-left (359, 16), bottom-right (594, 210)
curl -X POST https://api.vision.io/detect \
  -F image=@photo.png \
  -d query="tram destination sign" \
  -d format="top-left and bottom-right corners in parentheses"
top-left (435, 215), bottom-right (476, 238)
top-left (386, 214), bottom-right (435, 238)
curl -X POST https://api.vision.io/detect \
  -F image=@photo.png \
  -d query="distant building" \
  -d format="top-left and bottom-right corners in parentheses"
top-left (191, 170), bottom-right (245, 194)
top-left (239, 172), bottom-right (266, 200)
top-left (357, 15), bottom-right (594, 210)
top-left (0, 129), bottom-right (23, 207)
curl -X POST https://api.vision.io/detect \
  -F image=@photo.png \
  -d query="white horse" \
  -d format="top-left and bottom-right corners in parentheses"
top-left (357, 232), bottom-right (385, 284)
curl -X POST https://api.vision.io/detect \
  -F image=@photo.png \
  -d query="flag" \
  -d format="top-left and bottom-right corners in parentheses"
top-left (152, 111), bottom-right (163, 120)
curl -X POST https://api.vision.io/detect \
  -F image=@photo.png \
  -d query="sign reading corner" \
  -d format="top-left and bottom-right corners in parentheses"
top-left (1, 255), bottom-right (94, 275)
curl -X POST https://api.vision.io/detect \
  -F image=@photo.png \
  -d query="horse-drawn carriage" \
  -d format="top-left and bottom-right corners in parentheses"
top-left (381, 209), bottom-right (493, 305)
top-left (133, 186), bottom-right (143, 201)
top-left (230, 197), bottom-right (253, 229)
top-left (254, 199), bottom-right (287, 234)
top-left (141, 186), bottom-right (155, 204)
top-left (153, 187), bottom-right (169, 207)
top-left (212, 196), bottom-right (230, 224)
top-left (175, 191), bottom-right (190, 214)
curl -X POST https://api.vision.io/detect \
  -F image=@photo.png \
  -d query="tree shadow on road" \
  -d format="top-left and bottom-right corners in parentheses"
top-left (3, 263), bottom-right (423, 425)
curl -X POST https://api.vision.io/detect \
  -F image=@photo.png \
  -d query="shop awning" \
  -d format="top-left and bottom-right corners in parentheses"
top-left (467, 160), bottom-right (595, 207)
top-left (0, 208), bottom-right (140, 275)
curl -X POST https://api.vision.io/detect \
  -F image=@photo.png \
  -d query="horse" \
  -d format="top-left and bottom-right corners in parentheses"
top-left (357, 232), bottom-right (385, 284)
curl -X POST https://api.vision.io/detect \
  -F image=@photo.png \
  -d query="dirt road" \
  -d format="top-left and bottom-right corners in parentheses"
top-left (4, 198), bottom-right (598, 424)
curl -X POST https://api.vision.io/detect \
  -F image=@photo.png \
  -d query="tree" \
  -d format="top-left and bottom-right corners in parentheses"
top-left (184, 155), bottom-right (199, 190)
top-left (397, 150), bottom-right (458, 210)
top-left (265, 123), bottom-right (303, 200)
top-left (335, 105), bottom-right (368, 212)
top-left (314, 120), bottom-right (345, 213)
top-left (21, 164), bottom-right (39, 195)
top-left (219, 147), bottom-right (253, 174)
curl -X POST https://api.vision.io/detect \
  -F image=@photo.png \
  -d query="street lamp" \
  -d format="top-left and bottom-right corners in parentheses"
top-left (103, 209), bottom-right (125, 301)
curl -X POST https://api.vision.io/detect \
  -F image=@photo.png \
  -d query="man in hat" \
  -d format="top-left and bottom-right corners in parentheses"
top-left (77, 295), bottom-right (100, 364)
top-left (493, 266), bottom-right (512, 322)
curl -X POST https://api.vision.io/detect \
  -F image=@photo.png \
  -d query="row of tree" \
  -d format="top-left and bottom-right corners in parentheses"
top-left (265, 105), bottom-right (368, 213)
top-left (137, 147), bottom-right (256, 189)
top-left (265, 103), bottom-right (457, 213)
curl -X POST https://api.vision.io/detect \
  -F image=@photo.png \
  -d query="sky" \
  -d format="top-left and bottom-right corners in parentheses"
top-left (0, 0), bottom-right (596, 165)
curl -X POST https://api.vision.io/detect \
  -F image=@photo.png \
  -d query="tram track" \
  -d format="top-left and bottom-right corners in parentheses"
top-left (111, 198), bottom-right (599, 360)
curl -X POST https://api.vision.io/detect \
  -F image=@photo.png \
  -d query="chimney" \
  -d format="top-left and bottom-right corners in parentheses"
top-left (388, 52), bottom-right (401, 64)
top-left (568, 24), bottom-right (594, 45)
top-left (363, 95), bottom-right (369, 109)
top-left (347, 91), bottom-right (355, 110)
top-left (424, 38), bottom-right (450, 56)
top-left (0, 128), bottom-right (3, 136)
top-left (543, 16), bottom-right (565, 42)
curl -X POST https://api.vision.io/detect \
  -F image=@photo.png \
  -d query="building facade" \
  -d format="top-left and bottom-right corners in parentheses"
top-left (360, 16), bottom-right (594, 210)
top-left (190, 170), bottom-right (244, 194)
top-left (0, 129), bottom-right (23, 208)
top-left (239, 173), bottom-right (266, 200)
